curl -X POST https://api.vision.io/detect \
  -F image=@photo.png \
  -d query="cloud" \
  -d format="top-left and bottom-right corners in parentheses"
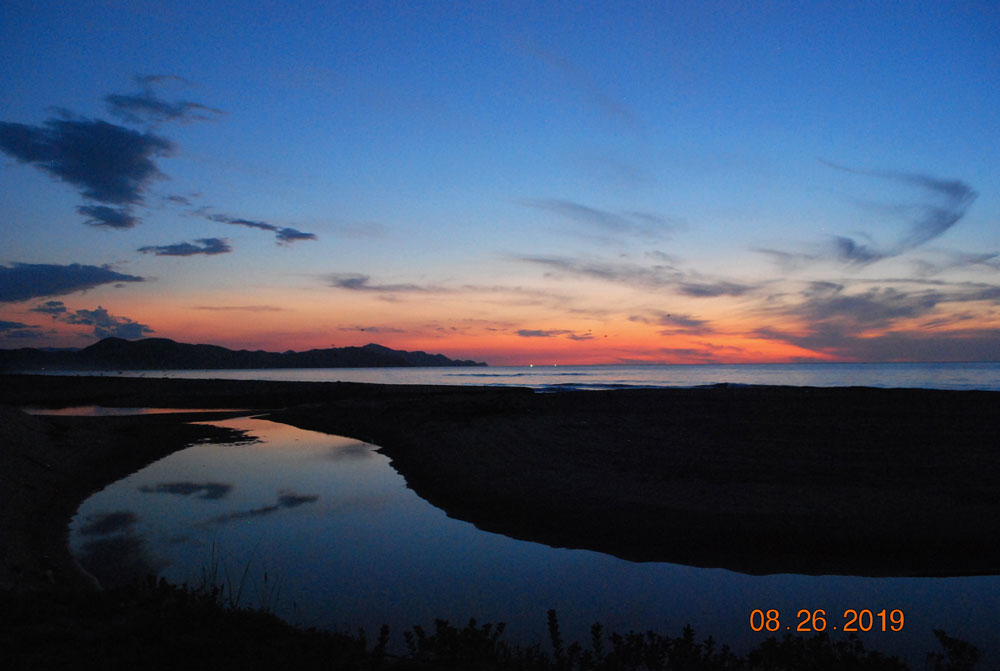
top-left (65, 306), bottom-right (153, 339)
top-left (0, 263), bottom-right (144, 302)
top-left (820, 161), bottom-right (976, 265)
top-left (0, 328), bottom-right (43, 340)
top-left (276, 227), bottom-right (317, 243)
top-left (30, 300), bottom-right (67, 317)
top-left (787, 284), bottom-right (946, 331)
top-left (520, 255), bottom-right (677, 287)
top-left (516, 328), bottom-right (593, 340)
top-left (529, 45), bottom-right (640, 129)
top-left (326, 273), bottom-right (439, 293)
top-left (633, 312), bottom-right (714, 335)
top-left (762, 324), bottom-right (1000, 363)
top-left (919, 312), bottom-right (980, 329)
top-left (657, 347), bottom-right (712, 360)
top-left (164, 194), bottom-right (193, 206)
top-left (912, 250), bottom-right (1000, 277)
top-left (0, 320), bottom-right (29, 329)
top-left (677, 280), bottom-right (753, 298)
top-left (519, 255), bottom-right (757, 297)
top-left (822, 160), bottom-right (976, 212)
top-left (760, 164), bottom-right (979, 272)
top-left (522, 199), bottom-right (675, 239)
top-left (0, 117), bottom-right (173, 204)
top-left (138, 482), bottom-right (232, 500)
top-left (831, 236), bottom-right (885, 266)
top-left (207, 213), bottom-right (317, 244)
top-left (338, 325), bottom-right (406, 333)
top-left (1, 317), bottom-right (47, 340)
top-left (516, 329), bottom-right (572, 338)
top-left (754, 278), bottom-right (1000, 360)
top-left (138, 238), bottom-right (232, 256)
top-left (77, 205), bottom-right (139, 229)
top-left (105, 86), bottom-right (224, 125)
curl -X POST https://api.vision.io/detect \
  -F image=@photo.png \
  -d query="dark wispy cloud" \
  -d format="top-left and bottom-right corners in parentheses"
top-left (762, 324), bottom-right (1000, 362)
top-left (76, 205), bottom-right (140, 230)
top-left (0, 320), bottom-right (41, 339)
top-left (804, 288), bottom-right (935, 330)
top-left (138, 238), bottom-right (232, 256)
top-left (918, 312), bottom-right (980, 330)
top-left (1, 79), bottom-right (226, 230)
top-left (64, 306), bottom-right (153, 339)
top-left (326, 273), bottom-right (441, 293)
top-left (632, 311), bottom-right (714, 335)
top-left (30, 300), bottom-right (67, 317)
top-left (756, 278), bottom-right (1000, 360)
top-left (821, 161), bottom-right (977, 251)
top-left (164, 194), bottom-right (193, 206)
top-left (764, 163), bottom-right (979, 270)
top-left (0, 263), bottom-right (144, 302)
top-left (831, 236), bottom-right (885, 266)
top-left (105, 75), bottom-right (225, 125)
top-left (519, 255), bottom-right (756, 297)
top-left (530, 46), bottom-right (640, 129)
top-left (522, 199), bottom-right (676, 239)
top-left (338, 325), bottom-right (406, 334)
top-left (912, 251), bottom-right (1000, 277)
top-left (516, 329), bottom-right (571, 338)
top-left (138, 482), bottom-right (232, 500)
top-left (678, 280), bottom-right (753, 298)
top-left (520, 255), bottom-right (677, 287)
top-left (516, 328), bottom-right (593, 340)
top-left (21, 300), bottom-right (149, 339)
top-left (207, 213), bottom-right (317, 244)
top-left (0, 117), bottom-right (173, 204)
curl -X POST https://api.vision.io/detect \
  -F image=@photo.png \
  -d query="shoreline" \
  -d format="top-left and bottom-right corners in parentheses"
top-left (2, 374), bottom-right (1000, 592)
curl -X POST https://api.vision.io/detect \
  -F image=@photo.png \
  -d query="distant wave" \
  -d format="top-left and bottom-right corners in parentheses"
top-left (536, 382), bottom-right (662, 392)
top-left (443, 373), bottom-right (530, 378)
top-left (444, 372), bottom-right (590, 378)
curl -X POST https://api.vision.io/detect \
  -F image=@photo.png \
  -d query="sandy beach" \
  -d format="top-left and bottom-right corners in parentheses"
top-left (3, 374), bottom-right (1000, 590)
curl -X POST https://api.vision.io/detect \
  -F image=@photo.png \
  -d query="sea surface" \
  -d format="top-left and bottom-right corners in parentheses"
top-left (60, 411), bottom-right (1000, 668)
top-left (43, 361), bottom-right (1000, 391)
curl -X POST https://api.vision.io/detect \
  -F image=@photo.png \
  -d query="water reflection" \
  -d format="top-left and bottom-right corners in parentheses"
top-left (23, 406), bottom-right (249, 416)
top-left (69, 417), bottom-right (1000, 667)
top-left (75, 510), bottom-right (163, 588)
top-left (79, 511), bottom-right (138, 535)
top-left (138, 482), bottom-right (233, 499)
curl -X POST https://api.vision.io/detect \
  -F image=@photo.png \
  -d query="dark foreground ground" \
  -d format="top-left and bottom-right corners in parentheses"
top-left (4, 374), bottom-right (1000, 585)
top-left (1, 374), bottom-right (998, 668)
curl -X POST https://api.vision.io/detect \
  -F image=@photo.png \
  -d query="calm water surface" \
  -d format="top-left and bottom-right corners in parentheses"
top-left (46, 361), bottom-right (1000, 391)
top-left (69, 416), bottom-right (1000, 667)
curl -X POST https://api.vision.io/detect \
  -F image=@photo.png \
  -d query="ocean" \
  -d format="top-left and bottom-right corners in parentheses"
top-left (43, 361), bottom-right (1000, 391)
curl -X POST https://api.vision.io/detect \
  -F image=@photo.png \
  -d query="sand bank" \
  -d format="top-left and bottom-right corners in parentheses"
top-left (2, 374), bottom-right (999, 589)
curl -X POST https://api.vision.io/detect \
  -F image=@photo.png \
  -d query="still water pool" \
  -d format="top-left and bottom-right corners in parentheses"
top-left (69, 416), bottom-right (999, 666)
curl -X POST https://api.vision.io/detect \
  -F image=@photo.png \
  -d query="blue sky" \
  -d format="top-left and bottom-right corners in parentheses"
top-left (2, 1), bottom-right (999, 363)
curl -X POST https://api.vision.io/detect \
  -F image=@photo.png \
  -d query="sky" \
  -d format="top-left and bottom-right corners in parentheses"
top-left (1, 1), bottom-right (999, 365)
